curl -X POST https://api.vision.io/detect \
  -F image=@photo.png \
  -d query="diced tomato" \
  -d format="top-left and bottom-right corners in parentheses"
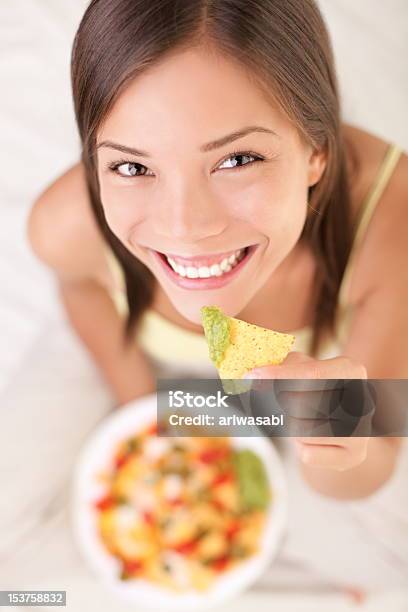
top-left (143, 511), bottom-right (155, 525)
top-left (198, 447), bottom-right (229, 463)
top-left (94, 494), bottom-right (115, 511)
top-left (123, 559), bottom-right (143, 574)
top-left (114, 453), bottom-right (129, 469)
top-left (213, 472), bottom-right (234, 487)
top-left (146, 422), bottom-right (158, 435)
top-left (212, 555), bottom-right (230, 572)
top-left (211, 499), bottom-right (225, 512)
top-left (173, 538), bottom-right (198, 555)
top-left (225, 521), bottom-right (241, 540)
top-left (168, 497), bottom-right (184, 507)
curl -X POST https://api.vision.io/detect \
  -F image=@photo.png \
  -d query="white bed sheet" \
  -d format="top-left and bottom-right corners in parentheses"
top-left (0, 1), bottom-right (407, 610)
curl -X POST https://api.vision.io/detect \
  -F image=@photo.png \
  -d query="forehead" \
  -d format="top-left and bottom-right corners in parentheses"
top-left (97, 47), bottom-right (292, 147)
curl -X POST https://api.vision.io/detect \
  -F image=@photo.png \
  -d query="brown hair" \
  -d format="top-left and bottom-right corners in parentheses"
top-left (71, 0), bottom-right (354, 356)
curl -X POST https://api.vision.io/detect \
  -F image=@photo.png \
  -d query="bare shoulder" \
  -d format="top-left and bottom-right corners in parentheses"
top-left (27, 162), bottom-right (113, 288)
top-left (341, 123), bottom-right (408, 304)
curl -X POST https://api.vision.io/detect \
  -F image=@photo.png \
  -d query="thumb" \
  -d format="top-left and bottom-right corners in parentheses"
top-left (242, 351), bottom-right (315, 381)
top-left (281, 351), bottom-right (315, 366)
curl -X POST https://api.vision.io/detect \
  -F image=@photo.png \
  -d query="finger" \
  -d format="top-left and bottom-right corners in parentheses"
top-left (275, 357), bottom-right (343, 390)
top-left (294, 441), bottom-right (349, 470)
top-left (282, 351), bottom-right (315, 365)
top-left (287, 415), bottom-right (335, 436)
top-left (278, 388), bottom-right (343, 418)
top-left (296, 436), bottom-right (370, 447)
top-left (245, 356), bottom-right (367, 380)
top-left (294, 438), bottom-right (369, 470)
top-left (243, 351), bottom-right (313, 381)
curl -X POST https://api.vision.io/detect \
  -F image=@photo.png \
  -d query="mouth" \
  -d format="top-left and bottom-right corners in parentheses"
top-left (149, 244), bottom-right (258, 290)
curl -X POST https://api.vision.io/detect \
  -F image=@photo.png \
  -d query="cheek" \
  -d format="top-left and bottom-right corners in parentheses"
top-left (228, 163), bottom-right (308, 237)
top-left (99, 181), bottom-right (146, 237)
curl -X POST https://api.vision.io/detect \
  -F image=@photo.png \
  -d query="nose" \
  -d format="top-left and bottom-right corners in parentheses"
top-left (152, 179), bottom-right (228, 242)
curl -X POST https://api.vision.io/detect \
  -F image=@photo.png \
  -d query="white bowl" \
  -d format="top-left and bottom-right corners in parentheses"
top-left (71, 392), bottom-right (288, 611)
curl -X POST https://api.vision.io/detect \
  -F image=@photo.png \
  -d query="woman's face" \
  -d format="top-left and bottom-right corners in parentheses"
top-left (96, 47), bottom-right (326, 324)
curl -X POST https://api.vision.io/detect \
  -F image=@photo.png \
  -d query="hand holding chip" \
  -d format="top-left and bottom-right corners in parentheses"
top-left (200, 306), bottom-right (372, 472)
top-left (244, 351), bottom-right (371, 471)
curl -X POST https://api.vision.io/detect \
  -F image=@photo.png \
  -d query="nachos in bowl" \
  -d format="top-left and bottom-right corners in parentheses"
top-left (93, 425), bottom-right (271, 591)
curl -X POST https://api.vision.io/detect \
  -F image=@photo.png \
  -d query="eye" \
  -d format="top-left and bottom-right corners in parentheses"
top-left (107, 150), bottom-right (266, 179)
top-left (108, 160), bottom-right (152, 178)
top-left (218, 151), bottom-right (264, 172)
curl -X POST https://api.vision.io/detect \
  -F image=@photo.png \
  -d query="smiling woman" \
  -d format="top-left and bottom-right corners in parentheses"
top-left (26, 0), bottom-right (408, 596)
top-left (25, 0), bottom-right (407, 393)
top-left (70, 0), bottom-right (352, 357)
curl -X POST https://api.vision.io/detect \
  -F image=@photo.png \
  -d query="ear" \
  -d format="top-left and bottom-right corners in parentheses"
top-left (307, 147), bottom-right (327, 187)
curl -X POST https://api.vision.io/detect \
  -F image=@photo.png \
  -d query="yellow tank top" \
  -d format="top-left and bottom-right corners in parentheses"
top-left (104, 143), bottom-right (402, 373)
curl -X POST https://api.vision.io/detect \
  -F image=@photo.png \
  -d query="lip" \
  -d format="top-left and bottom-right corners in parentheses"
top-left (149, 244), bottom-right (259, 290)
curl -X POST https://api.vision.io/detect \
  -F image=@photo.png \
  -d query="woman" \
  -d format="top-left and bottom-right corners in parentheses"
top-left (28, 0), bottom-right (408, 591)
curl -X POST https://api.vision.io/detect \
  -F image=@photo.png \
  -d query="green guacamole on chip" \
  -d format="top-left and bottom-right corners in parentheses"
top-left (200, 306), bottom-right (231, 368)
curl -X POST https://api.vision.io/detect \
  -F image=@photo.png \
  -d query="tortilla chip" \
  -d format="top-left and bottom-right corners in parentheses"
top-left (200, 305), bottom-right (295, 385)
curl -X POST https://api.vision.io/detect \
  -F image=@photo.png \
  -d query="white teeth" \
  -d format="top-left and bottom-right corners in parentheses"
top-left (185, 266), bottom-right (199, 278)
top-left (165, 247), bottom-right (246, 279)
top-left (167, 257), bottom-right (178, 271)
top-left (220, 258), bottom-right (230, 271)
top-left (198, 266), bottom-right (211, 278)
top-left (210, 264), bottom-right (223, 276)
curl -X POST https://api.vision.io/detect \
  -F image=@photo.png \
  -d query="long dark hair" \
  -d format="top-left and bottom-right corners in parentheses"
top-left (71, 0), bottom-right (354, 356)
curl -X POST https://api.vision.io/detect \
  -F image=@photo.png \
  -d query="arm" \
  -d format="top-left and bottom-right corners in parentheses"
top-left (296, 275), bottom-right (407, 499)
top-left (297, 437), bottom-right (402, 500)
top-left (246, 280), bottom-right (407, 500)
top-left (58, 278), bottom-right (155, 406)
top-left (27, 162), bottom-right (156, 407)
top-left (296, 282), bottom-right (406, 500)
top-left (263, 158), bottom-right (408, 500)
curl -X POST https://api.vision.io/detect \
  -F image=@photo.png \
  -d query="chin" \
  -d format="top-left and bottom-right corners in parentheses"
top-left (170, 295), bottom-right (247, 327)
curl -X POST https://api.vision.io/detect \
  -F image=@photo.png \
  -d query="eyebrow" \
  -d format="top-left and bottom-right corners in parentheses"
top-left (96, 125), bottom-right (279, 158)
